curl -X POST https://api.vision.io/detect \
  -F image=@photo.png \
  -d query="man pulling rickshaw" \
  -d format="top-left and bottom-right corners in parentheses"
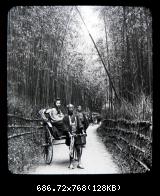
top-left (63, 104), bottom-right (88, 169)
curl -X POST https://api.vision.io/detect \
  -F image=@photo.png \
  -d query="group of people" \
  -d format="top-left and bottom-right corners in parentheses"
top-left (39, 98), bottom-right (89, 169)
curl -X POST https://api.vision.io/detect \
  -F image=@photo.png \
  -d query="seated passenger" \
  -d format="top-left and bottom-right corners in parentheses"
top-left (39, 98), bottom-right (67, 139)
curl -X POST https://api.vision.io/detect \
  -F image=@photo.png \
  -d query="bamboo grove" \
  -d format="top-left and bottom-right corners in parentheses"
top-left (7, 6), bottom-right (102, 117)
top-left (97, 6), bottom-right (152, 120)
top-left (7, 6), bottom-right (152, 120)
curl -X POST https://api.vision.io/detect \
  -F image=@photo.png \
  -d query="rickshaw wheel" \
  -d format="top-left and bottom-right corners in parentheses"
top-left (43, 128), bottom-right (53, 164)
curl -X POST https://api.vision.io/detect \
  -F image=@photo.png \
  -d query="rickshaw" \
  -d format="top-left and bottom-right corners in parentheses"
top-left (41, 120), bottom-right (87, 165)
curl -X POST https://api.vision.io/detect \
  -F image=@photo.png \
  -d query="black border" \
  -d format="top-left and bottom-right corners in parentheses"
top-left (1, 0), bottom-right (158, 194)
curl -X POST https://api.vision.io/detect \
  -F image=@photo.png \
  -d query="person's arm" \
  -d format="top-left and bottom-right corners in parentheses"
top-left (83, 113), bottom-right (89, 131)
top-left (63, 115), bottom-right (72, 136)
top-left (59, 110), bottom-right (64, 118)
top-left (39, 109), bottom-right (48, 122)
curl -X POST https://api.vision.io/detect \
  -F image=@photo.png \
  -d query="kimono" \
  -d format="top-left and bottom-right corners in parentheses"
top-left (45, 107), bottom-right (66, 137)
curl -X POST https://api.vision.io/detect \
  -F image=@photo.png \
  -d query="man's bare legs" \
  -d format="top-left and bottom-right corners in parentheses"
top-left (68, 156), bottom-right (75, 169)
top-left (76, 145), bottom-right (84, 169)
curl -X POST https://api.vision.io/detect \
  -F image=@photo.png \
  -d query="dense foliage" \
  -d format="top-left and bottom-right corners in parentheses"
top-left (7, 6), bottom-right (152, 120)
top-left (7, 6), bottom-right (103, 117)
top-left (96, 6), bottom-right (152, 120)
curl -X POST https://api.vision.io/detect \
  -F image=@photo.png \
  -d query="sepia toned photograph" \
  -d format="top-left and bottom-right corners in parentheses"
top-left (7, 6), bottom-right (152, 175)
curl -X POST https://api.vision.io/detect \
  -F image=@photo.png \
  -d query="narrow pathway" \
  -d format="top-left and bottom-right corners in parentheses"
top-left (28, 124), bottom-right (120, 174)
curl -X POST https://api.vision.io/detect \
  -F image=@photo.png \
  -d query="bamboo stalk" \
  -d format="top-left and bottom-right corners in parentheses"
top-left (75, 6), bottom-right (121, 103)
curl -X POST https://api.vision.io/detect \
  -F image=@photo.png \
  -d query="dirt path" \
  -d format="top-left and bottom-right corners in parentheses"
top-left (27, 124), bottom-right (120, 174)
